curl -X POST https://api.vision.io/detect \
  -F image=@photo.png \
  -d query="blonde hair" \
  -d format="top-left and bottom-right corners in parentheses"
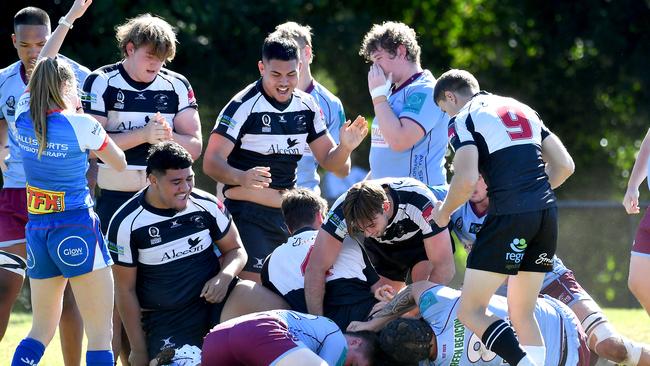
top-left (28, 57), bottom-right (75, 158)
top-left (274, 21), bottom-right (312, 48)
top-left (116, 14), bottom-right (177, 62)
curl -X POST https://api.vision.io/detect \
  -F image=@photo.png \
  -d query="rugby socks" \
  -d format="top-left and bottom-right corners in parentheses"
top-left (481, 320), bottom-right (528, 365)
top-left (86, 350), bottom-right (114, 366)
top-left (522, 345), bottom-right (546, 366)
top-left (11, 337), bottom-right (45, 366)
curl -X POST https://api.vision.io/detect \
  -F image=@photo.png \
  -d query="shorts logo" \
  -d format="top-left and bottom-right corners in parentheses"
top-left (26, 184), bottom-right (65, 214)
top-left (505, 238), bottom-right (527, 269)
top-left (26, 244), bottom-right (36, 269)
top-left (534, 252), bottom-right (553, 267)
top-left (253, 257), bottom-right (265, 269)
top-left (57, 236), bottom-right (89, 267)
top-left (160, 337), bottom-right (175, 350)
top-left (509, 238), bottom-right (527, 252)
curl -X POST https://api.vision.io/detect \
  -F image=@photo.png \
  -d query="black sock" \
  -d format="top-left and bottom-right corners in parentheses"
top-left (481, 319), bottom-right (526, 365)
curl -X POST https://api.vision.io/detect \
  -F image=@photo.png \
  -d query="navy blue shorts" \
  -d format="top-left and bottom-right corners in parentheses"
top-left (225, 199), bottom-right (288, 273)
top-left (143, 276), bottom-right (239, 359)
top-left (467, 207), bottom-right (558, 275)
top-left (96, 189), bottom-right (137, 234)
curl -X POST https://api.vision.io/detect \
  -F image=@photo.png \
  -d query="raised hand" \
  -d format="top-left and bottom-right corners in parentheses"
top-left (339, 115), bottom-right (368, 151)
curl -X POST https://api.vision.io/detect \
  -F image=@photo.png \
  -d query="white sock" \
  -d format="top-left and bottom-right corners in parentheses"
top-left (522, 345), bottom-right (546, 366)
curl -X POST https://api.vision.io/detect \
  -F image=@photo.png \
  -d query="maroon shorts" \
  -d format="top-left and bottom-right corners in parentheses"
top-left (0, 188), bottom-right (27, 247)
top-left (201, 315), bottom-right (301, 366)
top-left (632, 207), bottom-right (650, 256)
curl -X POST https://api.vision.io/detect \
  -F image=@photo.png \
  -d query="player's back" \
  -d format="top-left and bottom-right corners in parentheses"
top-left (450, 92), bottom-right (555, 215)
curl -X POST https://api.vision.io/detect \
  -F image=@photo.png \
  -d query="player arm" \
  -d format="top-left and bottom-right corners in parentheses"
top-left (541, 133), bottom-right (575, 189)
top-left (38, 0), bottom-right (92, 59)
top-left (310, 116), bottom-right (368, 178)
top-left (373, 99), bottom-right (426, 151)
top-left (112, 265), bottom-right (149, 364)
top-left (203, 133), bottom-right (271, 188)
top-left (201, 223), bottom-right (247, 303)
top-left (171, 108), bottom-right (202, 160)
top-left (348, 281), bottom-right (433, 332)
top-left (423, 231), bottom-right (455, 285)
top-left (304, 229), bottom-right (343, 315)
top-left (434, 145), bottom-right (479, 226)
top-left (624, 128), bottom-right (650, 214)
top-left (93, 135), bottom-right (126, 171)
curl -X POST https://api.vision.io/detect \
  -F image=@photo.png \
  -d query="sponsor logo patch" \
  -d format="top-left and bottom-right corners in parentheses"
top-left (26, 184), bottom-right (65, 214)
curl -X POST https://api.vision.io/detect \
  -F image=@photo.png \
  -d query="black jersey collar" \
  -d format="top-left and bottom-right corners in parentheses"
top-left (140, 187), bottom-right (181, 217)
top-left (119, 62), bottom-right (156, 90)
top-left (292, 226), bottom-right (318, 236)
top-left (256, 79), bottom-right (293, 111)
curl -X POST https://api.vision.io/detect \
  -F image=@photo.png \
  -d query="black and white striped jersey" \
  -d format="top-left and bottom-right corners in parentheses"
top-left (212, 79), bottom-right (327, 190)
top-left (448, 91), bottom-right (555, 215)
top-left (322, 177), bottom-right (446, 245)
top-left (106, 188), bottom-right (230, 310)
top-left (82, 62), bottom-right (197, 170)
top-left (264, 229), bottom-right (378, 310)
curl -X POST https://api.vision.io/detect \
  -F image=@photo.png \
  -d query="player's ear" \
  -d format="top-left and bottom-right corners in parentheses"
top-left (148, 173), bottom-right (157, 186)
top-left (383, 200), bottom-right (390, 213)
top-left (258, 60), bottom-right (264, 76)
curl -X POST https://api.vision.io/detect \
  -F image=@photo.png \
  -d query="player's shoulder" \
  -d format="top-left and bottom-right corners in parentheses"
top-left (159, 67), bottom-right (192, 88)
top-left (91, 62), bottom-right (121, 77)
top-left (0, 61), bottom-right (21, 85)
top-left (108, 190), bottom-right (146, 230)
top-left (294, 88), bottom-right (320, 111)
top-left (85, 62), bottom-right (120, 87)
top-left (311, 81), bottom-right (342, 105)
top-left (189, 188), bottom-right (229, 215)
top-left (228, 80), bottom-right (262, 106)
top-left (406, 69), bottom-right (436, 91)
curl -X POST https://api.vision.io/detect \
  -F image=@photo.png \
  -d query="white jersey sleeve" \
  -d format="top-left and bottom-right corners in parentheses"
top-left (64, 112), bottom-right (108, 151)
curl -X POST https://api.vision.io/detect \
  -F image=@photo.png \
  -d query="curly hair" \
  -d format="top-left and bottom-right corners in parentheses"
top-left (359, 21), bottom-right (421, 64)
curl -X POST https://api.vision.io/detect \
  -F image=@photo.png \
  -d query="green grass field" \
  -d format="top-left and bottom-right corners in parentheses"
top-left (1, 308), bottom-right (649, 365)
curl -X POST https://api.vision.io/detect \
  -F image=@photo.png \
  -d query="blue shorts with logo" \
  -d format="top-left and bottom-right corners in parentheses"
top-left (26, 208), bottom-right (113, 279)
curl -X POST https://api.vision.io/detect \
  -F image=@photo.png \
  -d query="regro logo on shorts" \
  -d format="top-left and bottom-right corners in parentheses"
top-left (505, 238), bottom-right (527, 268)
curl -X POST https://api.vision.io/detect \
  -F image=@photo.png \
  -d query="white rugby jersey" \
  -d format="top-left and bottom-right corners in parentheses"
top-left (450, 202), bottom-right (486, 251)
top-left (107, 188), bottom-right (230, 310)
top-left (449, 92), bottom-right (555, 215)
top-left (1, 56), bottom-right (90, 188)
top-left (418, 286), bottom-right (584, 366)
top-left (322, 177), bottom-right (445, 245)
top-left (212, 79), bottom-right (327, 190)
top-left (265, 229), bottom-right (378, 311)
top-left (82, 62), bottom-right (197, 170)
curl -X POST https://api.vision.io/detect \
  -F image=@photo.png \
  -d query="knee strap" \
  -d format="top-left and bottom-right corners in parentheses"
top-left (0, 250), bottom-right (26, 277)
top-left (623, 339), bottom-right (643, 366)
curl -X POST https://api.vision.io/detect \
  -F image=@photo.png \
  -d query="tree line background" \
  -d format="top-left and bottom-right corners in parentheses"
top-left (1, 0), bottom-right (649, 307)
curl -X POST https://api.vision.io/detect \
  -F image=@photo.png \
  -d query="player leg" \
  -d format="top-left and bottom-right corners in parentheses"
top-left (220, 278), bottom-right (289, 322)
top-left (0, 188), bottom-right (29, 341)
top-left (506, 271), bottom-right (546, 356)
top-left (629, 255), bottom-right (650, 317)
top-left (0, 246), bottom-right (27, 341)
top-left (459, 213), bottom-right (536, 366)
top-left (59, 283), bottom-right (83, 366)
top-left (58, 209), bottom-right (115, 365)
top-left (629, 206), bottom-right (650, 317)
top-left (227, 200), bottom-right (289, 284)
top-left (68, 267), bottom-right (115, 363)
